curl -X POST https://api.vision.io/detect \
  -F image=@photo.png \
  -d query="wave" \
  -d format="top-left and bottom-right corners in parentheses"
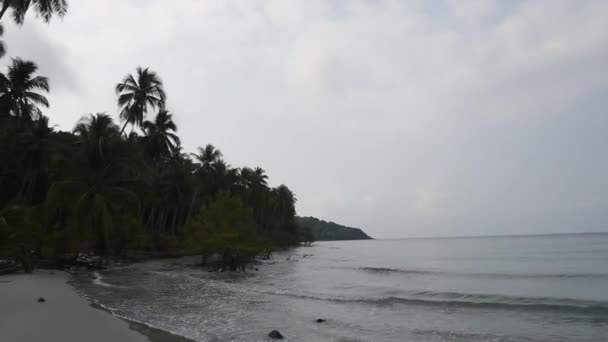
top-left (268, 290), bottom-right (608, 316)
top-left (412, 329), bottom-right (527, 342)
top-left (358, 267), bottom-right (608, 279)
top-left (92, 271), bottom-right (128, 289)
top-left (89, 301), bottom-right (193, 341)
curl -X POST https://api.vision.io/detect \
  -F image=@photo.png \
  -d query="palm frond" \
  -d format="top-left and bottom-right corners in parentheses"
top-left (25, 92), bottom-right (49, 107)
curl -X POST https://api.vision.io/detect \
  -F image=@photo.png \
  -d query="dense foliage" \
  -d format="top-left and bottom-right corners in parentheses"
top-left (0, 4), bottom-right (301, 272)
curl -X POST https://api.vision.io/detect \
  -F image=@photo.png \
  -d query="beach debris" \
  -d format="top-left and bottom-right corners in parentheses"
top-left (268, 330), bottom-right (284, 339)
top-left (37, 297), bottom-right (46, 303)
top-left (315, 318), bottom-right (326, 323)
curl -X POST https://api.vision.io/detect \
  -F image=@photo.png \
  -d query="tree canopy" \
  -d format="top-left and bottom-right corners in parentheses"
top-left (0, 4), bottom-right (305, 273)
top-left (0, 0), bottom-right (68, 25)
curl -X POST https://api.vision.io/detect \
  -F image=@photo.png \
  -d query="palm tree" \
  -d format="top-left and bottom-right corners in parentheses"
top-left (15, 115), bottom-right (55, 204)
top-left (142, 109), bottom-right (180, 160)
top-left (116, 67), bottom-right (166, 135)
top-left (0, 24), bottom-right (6, 58)
top-left (46, 113), bottom-right (139, 254)
top-left (0, 58), bottom-right (49, 121)
top-left (0, 0), bottom-right (68, 25)
top-left (73, 112), bottom-right (119, 143)
top-left (253, 167), bottom-right (268, 187)
top-left (240, 167), bottom-right (268, 190)
top-left (193, 144), bottom-right (222, 171)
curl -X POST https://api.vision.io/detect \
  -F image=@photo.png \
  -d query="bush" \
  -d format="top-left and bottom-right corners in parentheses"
top-left (186, 192), bottom-right (271, 271)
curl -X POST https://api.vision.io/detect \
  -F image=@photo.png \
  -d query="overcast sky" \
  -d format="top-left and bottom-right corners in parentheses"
top-left (4, 0), bottom-right (608, 238)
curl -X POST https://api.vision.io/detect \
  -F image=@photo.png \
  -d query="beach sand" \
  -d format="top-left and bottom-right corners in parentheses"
top-left (0, 270), bottom-right (191, 342)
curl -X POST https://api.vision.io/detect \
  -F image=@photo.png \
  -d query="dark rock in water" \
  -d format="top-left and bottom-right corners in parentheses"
top-left (315, 318), bottom-right (326, 323)
top-left (268, 330), bottom-right (284, 339)
top-left (37, 297), bottom-right (46, 303)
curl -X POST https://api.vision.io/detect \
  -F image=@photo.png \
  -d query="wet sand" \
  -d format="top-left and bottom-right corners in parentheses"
top-left (0, 270), bottom-right (191, 342)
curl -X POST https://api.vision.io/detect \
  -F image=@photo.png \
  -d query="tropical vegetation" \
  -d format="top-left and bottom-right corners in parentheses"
top-left (296, 216), bottom-right (371, 241)
top-left (0, 2), bottom-right (302, 273)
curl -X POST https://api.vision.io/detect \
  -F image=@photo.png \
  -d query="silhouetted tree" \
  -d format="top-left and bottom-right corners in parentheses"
top-left (0, 58), bottom-right (49, 120)
top-left (116, 67), bottom-right (166, 135)
top-left (46, 113), bottom-right (140, 254)
top-left (0, 24), bottom-right (6, 58)
top-left (0, 0), bottom-right (68, 25)
top-left (142, 109), bottom-right (180, 160)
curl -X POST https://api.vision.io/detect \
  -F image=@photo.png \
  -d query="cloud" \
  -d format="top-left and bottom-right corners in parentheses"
top-left (2, 0), bottom-right (608, 237)
top-left (3, 21), bottom-right (79, 93)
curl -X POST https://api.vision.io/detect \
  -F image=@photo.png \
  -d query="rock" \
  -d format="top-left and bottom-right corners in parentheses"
top-left (37, 297), bottom-right (46, 303)
top-left (315, 318), bottom-right (326, 323)
top-left (268, 330), bottom-right (284, 339)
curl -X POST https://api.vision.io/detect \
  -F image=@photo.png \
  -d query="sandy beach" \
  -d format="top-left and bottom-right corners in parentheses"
top-left (0, 270), bottom-right (189, 342)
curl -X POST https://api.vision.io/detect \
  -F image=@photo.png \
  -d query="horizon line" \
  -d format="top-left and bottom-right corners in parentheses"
top-left (374, 231), bottom-right (608, 241)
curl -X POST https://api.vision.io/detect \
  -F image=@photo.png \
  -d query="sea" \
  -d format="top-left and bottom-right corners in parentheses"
top-left (71, 233), bottom-right (608, 342)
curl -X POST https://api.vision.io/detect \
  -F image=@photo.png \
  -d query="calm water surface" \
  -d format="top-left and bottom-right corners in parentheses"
top-left (73, 233), bottom-right (608, 341)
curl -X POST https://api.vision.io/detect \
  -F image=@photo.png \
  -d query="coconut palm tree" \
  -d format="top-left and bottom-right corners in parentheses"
top-left (0, 0), bottom-right (68, 25)
top-left (0, 58), bottom-right (49, 121)
top-left (14, 115), bottom-right (54, 205)
top-left (142, 109), bottom-right (180, 160)
top-left (116, 67), bottom-right (166, 135)
top-left (46, 113), bottom-right (139, 254)
top-left (240, 167), bottom-right (268, 190)
top-left (253, 167), bottom-right (268, 187)
top-left (0, 24), bottom-right (6, 58)
top-left (192, 144), bottom-right (222, 171)
top-left (73, 112), bottom-right (119, 144)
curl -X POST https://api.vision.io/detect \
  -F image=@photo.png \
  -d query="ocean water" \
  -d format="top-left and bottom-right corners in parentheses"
top-left (72, 233), bottom-right (608, 341)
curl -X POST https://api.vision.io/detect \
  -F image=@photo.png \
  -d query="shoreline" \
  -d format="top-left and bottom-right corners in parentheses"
top-left (0, 270), bottom-right (193, 342)
top-left (89, 301), bottom-right (195, 342)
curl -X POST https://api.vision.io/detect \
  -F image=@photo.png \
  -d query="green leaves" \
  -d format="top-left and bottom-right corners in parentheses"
top-left (116, 67), bottom-right (166, 134)
top-left (0, 206), bottom-right (45, 256)
top-left (186, 192), bottom-right (270, 270)
top-left (1, 0), bottom-right (69, 25)
top-left (0, 58), bottom-right (50, 121)
top-left (142, 110), bottom-right (180, 160)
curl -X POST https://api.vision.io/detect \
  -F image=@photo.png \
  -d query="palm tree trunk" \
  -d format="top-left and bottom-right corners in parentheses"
top-left (171, 207), bottom-right (178, 235)
top-left (119, 121), bottom-right (129, 137)
top-left (0, 2), bottom-right (11, 21)
top-left (146, 207), bottom-right (155, 230)
top-left (186, 188), bottom-right (199, 221)
top-left (155, 208), bottom-right (164, 233)
top-left (161, 208), bottom-right (169, 234)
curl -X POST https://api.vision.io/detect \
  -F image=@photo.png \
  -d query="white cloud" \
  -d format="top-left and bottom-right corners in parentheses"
top-left (3, 0), bottom-right (608, 237)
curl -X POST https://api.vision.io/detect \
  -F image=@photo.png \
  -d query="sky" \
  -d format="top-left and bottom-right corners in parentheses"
top-left (3, 0), bottom-right (608, 238)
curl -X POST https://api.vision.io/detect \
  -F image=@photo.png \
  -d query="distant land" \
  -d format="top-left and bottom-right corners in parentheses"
top-left (296, 216), bottom-right (372, 241)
